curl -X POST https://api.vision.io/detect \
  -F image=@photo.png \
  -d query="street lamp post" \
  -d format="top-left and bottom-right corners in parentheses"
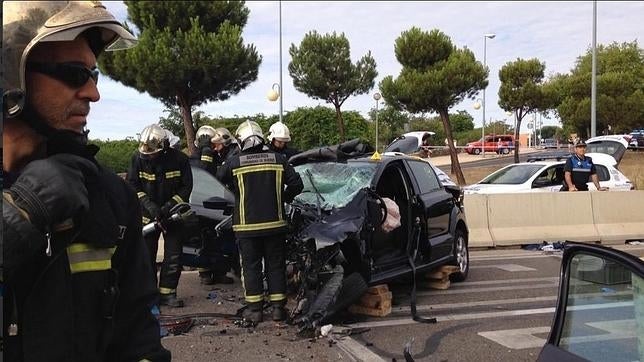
top-left (373, 92), bottom-right (382, 151)
top-left (278, 0), bottom-right (283, 123)
top-left (482, 33), bottom-right (496, 157)
top-left (473, 98), bottom-right (483, 154)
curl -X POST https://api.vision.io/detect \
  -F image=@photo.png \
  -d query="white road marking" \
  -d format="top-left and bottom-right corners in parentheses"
top-left (411, 283), bottom-right (557, 297)
top-left (478, 327), bottom-right (551, 349)
top-left (458, 277), bottom-right (559, 286)
top-left (347, 301), bottom-right (634, 330)
top-left (470, 264), bottom-right (537, 272)
top-left (478, 319), bottom-right (636, 350)
top-left (471, 254), bottom-right (559, 261)
top-left (335, 336), bottom-right (387, 362)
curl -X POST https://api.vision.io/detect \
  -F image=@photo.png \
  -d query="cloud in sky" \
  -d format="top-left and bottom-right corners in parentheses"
top-left (93, 1), bottom-right (644, 140)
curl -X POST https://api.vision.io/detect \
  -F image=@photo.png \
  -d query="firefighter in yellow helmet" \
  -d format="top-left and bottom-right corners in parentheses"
top-left (2, 2), bottom-right (169, 360)
top-left (127, 124), bottom-right (193, 307)
top-left (217, 120), bottom-right (303, 323)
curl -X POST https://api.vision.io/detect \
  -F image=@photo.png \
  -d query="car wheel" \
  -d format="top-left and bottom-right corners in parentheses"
top-left (325, 272), bottom-right (368, 318)
top-left (501, 148), bottom-right (510, 155)
top-left (450, 228), bottom-right (469, 282)
top-left (473, 148), bottom-right (481, 155)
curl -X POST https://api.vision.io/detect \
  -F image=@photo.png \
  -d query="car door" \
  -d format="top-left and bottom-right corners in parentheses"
top-left (538, 243), bottom-right (644, 362)
top-left (531, 165), bottom-right (565, 192)
top-left (405, 160), bottom-right (453, 262)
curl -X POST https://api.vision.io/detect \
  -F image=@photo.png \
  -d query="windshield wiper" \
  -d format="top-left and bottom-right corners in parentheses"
top-left (305, 169), bottom-right (325, 219)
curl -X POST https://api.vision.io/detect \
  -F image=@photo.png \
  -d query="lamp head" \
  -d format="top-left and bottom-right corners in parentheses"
top-left (484, 33), bottom-right (496, 39)
top-left (373, 92), bottom-right (382, 101)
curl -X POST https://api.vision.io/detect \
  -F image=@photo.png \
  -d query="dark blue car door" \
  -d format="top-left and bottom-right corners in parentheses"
top-left (405, 160), bottom-right (454, 262)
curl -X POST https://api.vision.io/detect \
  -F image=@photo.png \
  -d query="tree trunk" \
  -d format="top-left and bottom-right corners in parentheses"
top-left (439, 110), bottom-right (465, 185)
top-left (514, 117), bottom-right (522, 164)
top-left (178, 95), bottom-right (197, 156)
top-left (333, 103), bottom-right (346, 142)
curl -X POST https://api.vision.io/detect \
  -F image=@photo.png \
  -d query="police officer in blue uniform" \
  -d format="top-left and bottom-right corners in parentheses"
top-left (561, 140), bottom-right (608, 192)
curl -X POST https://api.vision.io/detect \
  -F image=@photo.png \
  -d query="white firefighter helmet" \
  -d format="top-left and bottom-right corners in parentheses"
top-left (139, 124), bottom-right (169, 155)
top-left (2, 1), bottom-right (137, 118)
top-left (194, 125), bottom-right (216, 147)
top-left (235, 120), bottom-right (264, 151)
top-left (267, 122), bottom-right (291, 142)
top-left (212, 127), bottom-right (234, 146)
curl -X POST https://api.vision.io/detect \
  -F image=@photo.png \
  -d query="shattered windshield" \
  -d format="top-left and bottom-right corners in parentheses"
top-left (293, 162), bottom-right (377, 209)
top-left (385, 136), bottom-right (419, 153)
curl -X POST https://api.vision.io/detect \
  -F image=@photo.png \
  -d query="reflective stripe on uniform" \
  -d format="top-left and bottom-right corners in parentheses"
top-left (201, 155), bottom-right (213, 163)
top-left (159, 287), bottom-right (176, 295)
top-left (245, 294), bottom-right (263, 303)
top-left (233, 164), bottom-right (284, 228)
top-left (142, 216), bottom-right (150, 224)
top-left (269, 293), bottom-right (286, 302)
top-left (67, 243), bottom-right (116, 274)
top-left (572, 168), bottom-right (591, 172)
top-left (137, 191), bottom-right (147, 198)
top-left (233, 220), bottom-right (288, 232)
top-left (165, 170), bottom-right (181, 179)
top-left (172, 195), bottom-right (184, 204)
top-left (139, 172), bottom-right (156, 181)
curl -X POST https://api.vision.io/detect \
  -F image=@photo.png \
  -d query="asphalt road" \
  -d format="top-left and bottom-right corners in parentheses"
top-left (157, 244), bottom-right (644, 361)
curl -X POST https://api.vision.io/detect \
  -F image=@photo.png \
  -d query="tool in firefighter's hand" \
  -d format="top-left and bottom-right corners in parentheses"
top-left (142, 203), bottom-right (194, 236)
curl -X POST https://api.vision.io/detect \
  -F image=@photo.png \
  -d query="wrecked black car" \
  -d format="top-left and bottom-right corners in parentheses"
top-left (285, 140), bottom-right (469, 332)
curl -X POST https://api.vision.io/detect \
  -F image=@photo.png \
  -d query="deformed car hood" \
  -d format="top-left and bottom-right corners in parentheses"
top-left (297, 189), bottom-right (368, 249)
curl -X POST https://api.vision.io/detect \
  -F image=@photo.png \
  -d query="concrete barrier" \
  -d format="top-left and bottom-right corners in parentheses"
top-left (485, 192), bottom-right (599, 246)
top-left (591, 191), bottom-right (644, 244)
top-left (463, 194), bottom-right (494, 247)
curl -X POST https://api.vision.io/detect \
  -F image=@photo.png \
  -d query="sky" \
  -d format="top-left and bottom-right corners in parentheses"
top-left (90, 1), bottom-right (644, 140)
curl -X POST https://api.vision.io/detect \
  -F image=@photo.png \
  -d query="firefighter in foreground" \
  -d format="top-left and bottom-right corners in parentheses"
top-left (217, 120), bottom-right (304, 323)
top-left (128, 124), bottom-right (193, 307)
top-left (2, 1), bottom-right (169, 360)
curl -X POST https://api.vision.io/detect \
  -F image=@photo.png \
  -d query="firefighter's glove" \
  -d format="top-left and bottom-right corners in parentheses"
top-left (7, 154), bottom-right (98, 233)
top-left (198, 136), bottom-right (212, 148)
top-left (160, 201), bottom-right (175, 218)
top-left (140, 195), bottom-right (162, 220)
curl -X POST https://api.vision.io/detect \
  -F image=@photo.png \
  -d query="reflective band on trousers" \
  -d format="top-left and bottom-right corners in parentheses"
top-left (159, 287), bottom-right (176, 295)
top-left (245, 294), bottom-right (263, 303)
top-left (269, 293), bottom-right (286, 302)
top-left (67, 243), bottom-right (116, 274)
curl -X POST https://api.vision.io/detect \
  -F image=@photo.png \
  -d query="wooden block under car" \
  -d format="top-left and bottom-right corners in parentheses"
top-left (348, 302), bottom-right (392, 317)
top-left (359, 291), bottom-right (393, 308)
top-left (365, 284), bottom-right (390, 295)
top-left (425, 265), bottom-right (460, 290)
top-left (348, 284), bottom-right (393, 317)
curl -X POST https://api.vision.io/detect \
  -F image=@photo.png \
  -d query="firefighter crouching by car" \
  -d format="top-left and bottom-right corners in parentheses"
top-left (190, 126), bottom-right (238, 286)
top-left (267, 121), bottom-right (300, 160)
top-left (2, 1), bottom-right (170, 360)
top-left (217, 120), bottom-right (304, 323)
top-left (128, 124), bottom-right (193, 307)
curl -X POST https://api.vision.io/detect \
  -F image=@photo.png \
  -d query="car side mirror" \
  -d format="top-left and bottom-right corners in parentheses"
top-left (537, 242), bottom-right (644, 362)
top-left (203, 196), bottom-right (234, 215)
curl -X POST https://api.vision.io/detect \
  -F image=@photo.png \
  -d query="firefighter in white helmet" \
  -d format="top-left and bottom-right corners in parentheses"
top-left (127, 124), bottom-right (193, 308)
top-left (267, 121), bottom-right (300, 160)
top-left (2, 2), bottom-right (169, 360)
top-left (191, 125), bottom-right (218, 175)
top-left (217, 120), bottom-right (303, 323)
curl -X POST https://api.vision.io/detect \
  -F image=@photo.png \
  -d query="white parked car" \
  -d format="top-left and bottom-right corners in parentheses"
top-left (464, 153), bottom-right (634, 194)
top-left (384, 131), bottom-right (436, 154)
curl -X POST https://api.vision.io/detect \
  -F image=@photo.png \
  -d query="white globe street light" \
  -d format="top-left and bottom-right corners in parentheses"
top-left (267, 83), bottom-right (280, 102)
top-left (473, 98), bottom-right (484, 155)
top-left (373, 92), bottom-right (382, 151)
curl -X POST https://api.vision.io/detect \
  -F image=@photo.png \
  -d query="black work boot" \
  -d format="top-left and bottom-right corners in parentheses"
top-left (272, 301), bottom-right (287, 322)
top-left (242, 302), bottom-right (263, 323)
top-left (159, 293), bottom-right (184, 308)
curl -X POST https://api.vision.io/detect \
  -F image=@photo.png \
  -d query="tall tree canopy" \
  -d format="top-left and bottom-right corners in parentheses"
top-left (550, 41), bottom-right (644, 137)
top-left (288, 31), bottom-right (377, 142)
top-left (98, 1), bottom-right (261, 155)
top-left (380, 28), bottom-right (487, 184)
top-left (498, 58), bottom-right (553, 163)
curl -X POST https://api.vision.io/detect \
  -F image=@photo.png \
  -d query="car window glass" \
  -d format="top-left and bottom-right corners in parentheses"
top-left (479, 164), bottom-right (544, 184)
top-left (559, 253), bottom-right (641, 361)
top-left (293, 162), bottom-right (377, 209)
top-left (592, 165), bottom-right (610, 182)
top-left (407, 160), bottom-right (441, 193)
top-left (189, 166), bottom-right (234, 205)
top-left (385, 136), bottom-right (420, 153)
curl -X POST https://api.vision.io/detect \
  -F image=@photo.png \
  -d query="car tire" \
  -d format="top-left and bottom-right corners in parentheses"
top-left (501, 148), bottom-right (510, 155)
top-left (473, 148), bottom-right (481, 155)
top-left (325, 272), bottom-right (368, 317)
top-left (449, 228), bottom-right (469, 282)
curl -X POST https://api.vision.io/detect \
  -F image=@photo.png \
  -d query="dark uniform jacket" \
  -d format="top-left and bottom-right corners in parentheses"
top-left (127, 148), bottom-right (193, 224)
top-left (2, 145), bottom-right (170, 361)
top-left (562, 154), bottom-right (596, 191)
top-left (189, 146), bottom-right (218, 176)
top-left (268, 143), bottom-right (300, 161)
top-left (217, 146), bottom-right (303, 238)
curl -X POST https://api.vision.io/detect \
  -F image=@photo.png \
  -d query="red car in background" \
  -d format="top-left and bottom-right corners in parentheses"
top-left (465, 134), bottom-right (515, 155)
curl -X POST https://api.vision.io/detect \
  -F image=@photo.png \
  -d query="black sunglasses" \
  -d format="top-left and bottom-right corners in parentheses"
top-left (26, 62), bottom-right (99, 88)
